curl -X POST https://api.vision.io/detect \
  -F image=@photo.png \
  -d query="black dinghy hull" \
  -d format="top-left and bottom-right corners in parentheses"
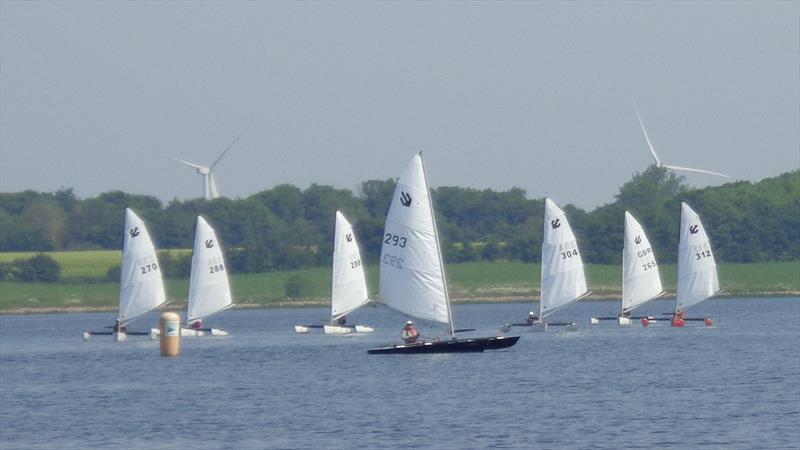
top-left (368, 336), bottom-right (519, 354)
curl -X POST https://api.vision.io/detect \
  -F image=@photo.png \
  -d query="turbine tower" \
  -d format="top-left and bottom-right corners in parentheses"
top-left (170, 133), bottom-right (244, 200)
top-left (634, 105), bottom-right (730, 178)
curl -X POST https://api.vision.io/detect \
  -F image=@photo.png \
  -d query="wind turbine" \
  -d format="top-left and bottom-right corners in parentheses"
top-left (634, 106), bottom-right (730, 178)
top-left (170, 133), bottom-right (244, 200)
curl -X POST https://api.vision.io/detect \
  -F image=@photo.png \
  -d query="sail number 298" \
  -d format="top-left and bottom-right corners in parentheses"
top-left (384, 233), bottom-right (407, 248)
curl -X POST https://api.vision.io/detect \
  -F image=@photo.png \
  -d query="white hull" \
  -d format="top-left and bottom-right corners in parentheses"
top-left (149, 327), bottom-right (229, 338)
top-left (323, 324), bottom-right (375, 335)
top-left (294, 325), bottom-right (310, 333)
top-left (618, 316), bottom-right (632, 326)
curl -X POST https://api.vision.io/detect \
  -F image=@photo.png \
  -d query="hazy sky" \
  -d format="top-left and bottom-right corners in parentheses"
top-left (1, 1), bottom-right (798, 210)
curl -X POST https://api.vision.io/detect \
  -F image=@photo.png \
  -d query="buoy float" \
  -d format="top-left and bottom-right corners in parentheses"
top-left (159, 311), bottom-right (181, 357)
top-left (704, 317), bottom-right (713, 327)
top-left (641, 318), bottom-right (649, 327)
top-left (671, 317), bottom-right (685, 327)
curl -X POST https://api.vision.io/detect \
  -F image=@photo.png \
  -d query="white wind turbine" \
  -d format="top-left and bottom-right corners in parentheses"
top-left (635, 106), bottom-right (730, 178)
top-left (170, 133), bottom-right (244, 200)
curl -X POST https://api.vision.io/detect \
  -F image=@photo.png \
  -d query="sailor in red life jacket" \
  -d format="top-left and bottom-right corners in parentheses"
top-left (524, 311), bottom-right (539, 326)
top-left (401, 320), bottom-right (420, 344)
top-left (191, 320), bottom-right (203, 330)
top-left (672, 310), bottom-right (686, 327)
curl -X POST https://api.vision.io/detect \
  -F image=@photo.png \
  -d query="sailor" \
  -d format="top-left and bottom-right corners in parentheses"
top-left (191, 320), bottom-right (203, 330)
top-left (113, 320), bottom-right (127, 334)
top-left (401, 320), bottom-right (420, 344)
top-left (336, 316), bottom-right (347, 326)
top-left (524, 311), bottom-right (538, 326)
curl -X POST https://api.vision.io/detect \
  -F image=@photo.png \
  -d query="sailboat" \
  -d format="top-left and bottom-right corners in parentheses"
top-left (180, 216), bottom-right (234, 336)
top-left (667, 202), bottom-right (720, 327)
top-left (503, 198), bottom-right (590, 332)
top-left (368, 153), bottom-right (519, 354)
top-left (83, 208), bottom-right (168, 341)
top-left (294, 211), bottom-right (374, 335)
top-left (591, 211), bottom-right (664, 326)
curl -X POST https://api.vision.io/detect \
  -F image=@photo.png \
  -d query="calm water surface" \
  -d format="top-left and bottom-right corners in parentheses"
top-left (1, 298), bottom-right (798, 449)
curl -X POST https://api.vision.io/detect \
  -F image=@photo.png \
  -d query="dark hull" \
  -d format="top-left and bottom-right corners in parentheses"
top-left (368, 335), bottom-right (519, 354)
top-left (483, 335), bottom-right (520, 350)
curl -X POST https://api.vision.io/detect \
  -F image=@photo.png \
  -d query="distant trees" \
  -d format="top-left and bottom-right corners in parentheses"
top-left (0, 254), bottom-right (61, 282)
top-left (1, 169), bottom-right (797, 274)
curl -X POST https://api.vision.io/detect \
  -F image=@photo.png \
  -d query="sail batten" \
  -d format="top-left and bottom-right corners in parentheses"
top-left (331, 211), bottom-right (370, 321)
top-left (117, 208), bottom-right (166, 324)
top-left (379, 153), bottom-right (452, 327)
top-left (186, 216), bottom-right (233, 324)
top-left (540, 198), bottom-right (588, 319)
top-left (676, 202), bottom-right (719, 313)
top-left (622, 211), bottom-right (664, 314)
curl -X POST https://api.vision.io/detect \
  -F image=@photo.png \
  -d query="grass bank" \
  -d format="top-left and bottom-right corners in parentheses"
top-left (1, 260), bottom-right (797, 313)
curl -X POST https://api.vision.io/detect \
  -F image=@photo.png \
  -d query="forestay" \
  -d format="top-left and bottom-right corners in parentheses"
top-left (540, 198), bottom-right (588, 319)
top-left (676, 202), bottom-right (720, 312)
top-left (379, 153), bottom-right (452, 326)
top-left (622, 211), bottom-right (663, 314)
top-left (118, 208), bottom-right (167, 324)
top-left (331, 211), bottom-right (370, 321)
top-left (187, 216), bottom-right (233, 324)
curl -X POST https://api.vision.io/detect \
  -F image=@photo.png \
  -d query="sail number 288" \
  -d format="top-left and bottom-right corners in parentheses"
top-left (208, 264), bottom-right (225, 274)
top-left (384, 233), bottom-right (407, 248)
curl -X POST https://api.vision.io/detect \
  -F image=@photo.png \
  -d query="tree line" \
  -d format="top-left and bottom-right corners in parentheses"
top-left (1, 167), bottom-right (797, 277)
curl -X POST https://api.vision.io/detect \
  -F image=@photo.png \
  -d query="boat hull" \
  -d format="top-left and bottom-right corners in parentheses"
top-left (368, 336), bottom-right (519, 354)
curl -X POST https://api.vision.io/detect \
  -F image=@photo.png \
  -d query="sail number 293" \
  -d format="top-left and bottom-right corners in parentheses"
top-left (384, 233), bottom-right (407, 248)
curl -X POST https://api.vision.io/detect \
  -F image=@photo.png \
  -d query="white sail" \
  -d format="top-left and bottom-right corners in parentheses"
top-left (676, 202), bottom-right (719, 312)
top-left (540, 198), bottom-right (588, 319)
top-left (186, 216), bottom-right (233, 324)
top-left (379, 153), bottom-right (452, 328)
top-left (331, 211), bottom-right (370, 321)
top-left (622, 211), bottom-right (664, 314)
top-left (118, 208), bottom-right (167, 324)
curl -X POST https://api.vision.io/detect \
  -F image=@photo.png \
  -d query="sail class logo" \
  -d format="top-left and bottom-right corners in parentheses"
top-left (129, 227), bottom-right (140, 238)
top-left (635, 235), bottom-right (642, 245)
top-left (550, 218), bottom-right (561, 229)
top-left (689, 225), bottom-right (699, 234)
top-left (400, 191), bottom-right (412, 207)
top-left (205, 239), bottom-right (214, 248)
top-left (346, 233), bottom-right (353, 243)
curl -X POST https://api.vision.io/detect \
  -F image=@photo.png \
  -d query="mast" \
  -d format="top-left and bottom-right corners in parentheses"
top-left (539, 197), bottom-right (548, 321)
top-left (419, 151), bottom-right (455, 338)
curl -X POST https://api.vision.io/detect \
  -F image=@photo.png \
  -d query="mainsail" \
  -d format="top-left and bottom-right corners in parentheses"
top-left (379, 153), bottom-right (453, 333)
top-left (622, 211), bottom-right (663, 314)
top-left (117, 208), bottom-right (167, 324)
top-left (676, 202), bottom-right (720, 313)
top-left (331, 211), bottom-right (370, 321)
top-left (187, 216), bottom-right (233, 324)
top-left (540, 198), bottom-right (588, 319)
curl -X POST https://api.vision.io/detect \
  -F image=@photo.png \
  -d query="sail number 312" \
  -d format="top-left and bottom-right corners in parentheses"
top-left (695, 250), bottom-right (712, 260)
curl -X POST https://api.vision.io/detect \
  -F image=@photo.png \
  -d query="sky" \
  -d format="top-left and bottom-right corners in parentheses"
top-left (1, 1), bottom-right (798, 210)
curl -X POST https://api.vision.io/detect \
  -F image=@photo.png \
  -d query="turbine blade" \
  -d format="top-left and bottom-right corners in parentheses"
top-left (210, 131), bottom-right (245, 170)
top-left (169, 156), bottom-right (206, 171)
top-left (634, 104), bottom-right (662, 166)
top-left (662, 164), bottom-right (730, 178)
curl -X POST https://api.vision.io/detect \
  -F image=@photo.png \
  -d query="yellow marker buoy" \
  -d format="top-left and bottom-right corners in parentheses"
top-left (160, 311), bottom-right (181, 357)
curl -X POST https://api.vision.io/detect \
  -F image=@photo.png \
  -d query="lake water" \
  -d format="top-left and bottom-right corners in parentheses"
top-left (1, 298), bottom-right (798, 449)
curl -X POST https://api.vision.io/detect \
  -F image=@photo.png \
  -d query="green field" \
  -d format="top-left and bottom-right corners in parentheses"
top-left (0, 249), bottom-right (191, 278)
top-left (0, 251), bottom-right (797, 312)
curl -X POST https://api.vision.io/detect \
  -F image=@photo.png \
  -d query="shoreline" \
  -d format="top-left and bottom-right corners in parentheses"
top-left (1, 291), bottom-right (797, 315)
